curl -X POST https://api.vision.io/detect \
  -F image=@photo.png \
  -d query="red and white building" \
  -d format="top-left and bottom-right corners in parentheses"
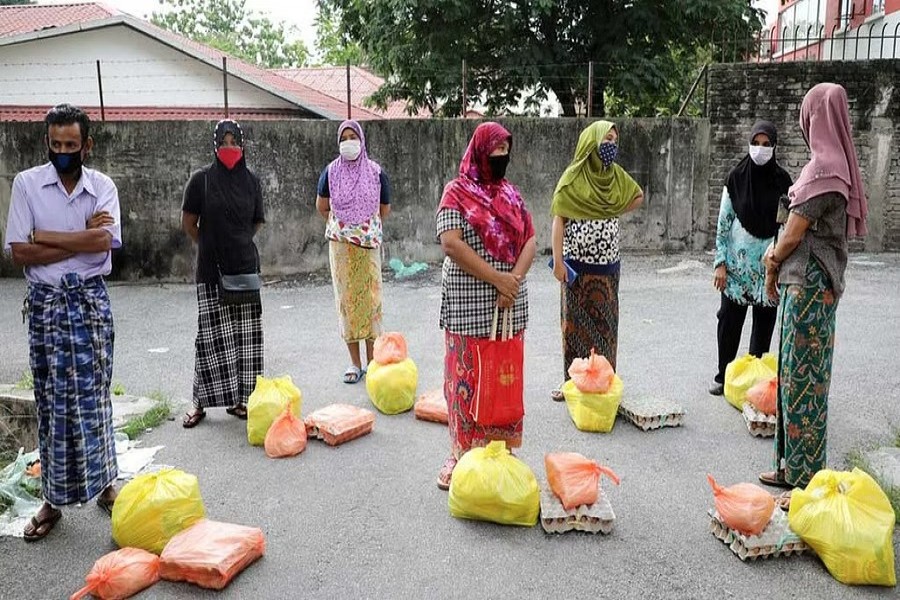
top-left (767, 0), bottom-right (900, 60)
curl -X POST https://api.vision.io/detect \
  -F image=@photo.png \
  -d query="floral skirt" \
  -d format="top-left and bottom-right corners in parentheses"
top-left (774, 258), bottom-right (838, 488)
top-left (444, 331), bottom-right (523, 459)
top-left (561, 271), bottom-right (619, 378)
top-left (329, 240), bottom-right (383, 343)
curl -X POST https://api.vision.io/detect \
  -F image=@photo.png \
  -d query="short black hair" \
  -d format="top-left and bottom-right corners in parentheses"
top-left (45, 103), bottom-right (90, 143)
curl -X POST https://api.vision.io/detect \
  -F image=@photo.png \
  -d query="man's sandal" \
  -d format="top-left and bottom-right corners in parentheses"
top-left (758, 471), bottom-right (793, 489)
top-left (550, 388), bottom-right (565, 402)
top-left (225, 404), bottom-right (248, 420)
top-left (343, 365), bottom-right (363, 384)
top-left (23, 506), bottom-right (61, 542)
top-left (96, 492), bottom-right (116, 517)
top-left (182, 409), bottom-right (206, 428)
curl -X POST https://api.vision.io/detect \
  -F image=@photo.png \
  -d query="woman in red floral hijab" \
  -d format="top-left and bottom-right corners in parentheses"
top-left (434, 122), bottom-right (536, 490)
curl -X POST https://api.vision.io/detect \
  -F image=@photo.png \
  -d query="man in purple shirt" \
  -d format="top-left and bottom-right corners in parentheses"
top-left (3, 104), bottom-right (122, 541)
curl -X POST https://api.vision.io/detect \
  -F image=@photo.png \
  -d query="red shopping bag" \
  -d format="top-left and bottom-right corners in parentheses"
top-left (471, 308), bottom-right (524, 427)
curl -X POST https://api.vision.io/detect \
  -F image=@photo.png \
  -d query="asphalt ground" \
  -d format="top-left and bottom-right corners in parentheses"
top-left (1, 252), bottom-right (898, 599)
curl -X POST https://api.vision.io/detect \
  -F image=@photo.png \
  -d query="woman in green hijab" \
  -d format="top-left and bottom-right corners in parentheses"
top-left (550, 121), bottom-right (643, 401)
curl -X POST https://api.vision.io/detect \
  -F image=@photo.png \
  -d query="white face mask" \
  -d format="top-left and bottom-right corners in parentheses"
top-left (339, 139), bottom-right (361, 161)
top-left (749, 145), bottom-right (774, 166)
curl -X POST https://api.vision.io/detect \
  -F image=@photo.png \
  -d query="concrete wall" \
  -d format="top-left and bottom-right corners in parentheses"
top-left (706, 59), bottom-right (900, 252)
top-left (0, 118), bottom-right (710, 279)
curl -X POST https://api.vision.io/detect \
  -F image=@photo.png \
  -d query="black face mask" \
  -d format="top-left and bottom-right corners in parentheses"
top-left (487, 154), bottom-right (510, 180)
top-left (48, 148), bottom-right (83, 176)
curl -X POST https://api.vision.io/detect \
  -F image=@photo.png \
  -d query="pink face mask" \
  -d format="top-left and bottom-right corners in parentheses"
top-left (216, 146), bottom-right (243, 169)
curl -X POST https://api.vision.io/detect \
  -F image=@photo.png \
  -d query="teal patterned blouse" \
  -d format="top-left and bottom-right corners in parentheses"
top-left (714, 186), bottom-right (775, 307)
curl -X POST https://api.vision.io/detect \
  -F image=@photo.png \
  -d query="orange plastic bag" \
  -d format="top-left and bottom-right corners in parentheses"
top-left (747, 378), bottom-right (777, 416)
top-left (414, 389), bottom-right (449, 424)
top-left (567, 349), bottom-right (615, 394)
top-left (264, 405), bottom-right (308, 458)
top-left (70, 548), bottom-right (160, 600)
top-left (373, 332), bottom-right (408, 364)
top-left (546, 452), bottom-right (620, 510)
top-left (707, 474), bottom-right (775, 536)
top-left (160, 519), bottom-right (266, 591)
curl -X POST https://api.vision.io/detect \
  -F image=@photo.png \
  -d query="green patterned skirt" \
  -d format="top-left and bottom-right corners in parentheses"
top-left (774, 258), bottom-right (838, 488)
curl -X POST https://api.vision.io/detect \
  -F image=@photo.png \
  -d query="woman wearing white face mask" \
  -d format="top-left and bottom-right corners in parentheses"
top-left (709, 120), bottom-right (792, 396)
top-left (316, 120), bottom-right (392, 384)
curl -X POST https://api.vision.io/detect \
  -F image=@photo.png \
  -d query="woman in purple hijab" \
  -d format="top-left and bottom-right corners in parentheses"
top-left (316, 120), bottom-right (392, 383)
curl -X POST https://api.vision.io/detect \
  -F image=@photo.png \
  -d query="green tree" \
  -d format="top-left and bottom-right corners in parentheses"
top-left (151, 0), bottom-right (309, 68)
top-left (314, 5), bottom-right (365, 66)
top-left (0, 0), bottom-right (36, 5)
top-left (320, 0), bottom-right (762, 117)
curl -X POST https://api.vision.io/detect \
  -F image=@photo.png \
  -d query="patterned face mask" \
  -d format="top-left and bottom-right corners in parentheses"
top-left (597, 141), bottom-right (618, 168)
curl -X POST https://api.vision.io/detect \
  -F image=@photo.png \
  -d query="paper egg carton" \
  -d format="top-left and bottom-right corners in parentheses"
top-left (708, 507), bottom-right (808, 561)
top-left (617, 397), bottom-right (685, 431)
top-left (741, 403), bottom-right (776, 438)
top-left (540, 483), bottom-right (615, 535)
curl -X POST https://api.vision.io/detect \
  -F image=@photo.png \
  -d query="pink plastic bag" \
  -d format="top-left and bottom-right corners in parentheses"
top-left (264, 405), bottom-right (308, 458)
top-left (70, 548), bottom-right (160, 600)
top-left (747, 377), bottom-right (777, 416)
top-left (545, 452), bottom-right (620, 510)
top-left (373, 332), bottom-right (408, 364)
top-left (708, 474), bottom-right (775, 536)
top-left (567, 349), bottom-right (615, 394)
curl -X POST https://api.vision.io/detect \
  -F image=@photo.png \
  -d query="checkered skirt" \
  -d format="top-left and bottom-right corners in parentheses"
top-left (27, 275), bottom-right (117, 506)
top-left (193, 283), bottom-right (264, 409)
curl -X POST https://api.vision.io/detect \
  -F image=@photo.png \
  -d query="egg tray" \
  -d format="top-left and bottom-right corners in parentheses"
top-left (708, 508), bottom-right (809, 561)
top-left (540, 482), bottom-right (615, 535)
top-left (617, 397), bottom-right (685, 431)
top-left (742, 403), bottom-right (776, 438)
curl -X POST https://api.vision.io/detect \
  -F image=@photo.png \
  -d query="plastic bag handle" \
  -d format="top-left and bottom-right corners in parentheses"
top-left (69, 583), bottom-right (97, 600)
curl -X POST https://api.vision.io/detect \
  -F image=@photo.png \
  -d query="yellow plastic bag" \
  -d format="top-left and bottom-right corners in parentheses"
top-left (788, 468), bottom-right (896, 587)
top-left (112, 469), bottom-right (206, 555)
top-left (723, 353), bottom-right (776, 410)
top-left (247, 375), bottom-right (303, 446)
top-left (365, 358), bottom-right (418, 415)
top-left (562, 376), bottom-right (623, 432)
top-left (448, 440), bottom-right (539, 527)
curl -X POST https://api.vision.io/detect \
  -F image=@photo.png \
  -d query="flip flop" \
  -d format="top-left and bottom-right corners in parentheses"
top-left (182, 409), bottom-right (206, 429)
top-left (758, 471), bottom-right (793, 489)
top-left (776, 491), bottom-right (792, 511)
top-left (23, 506), bottom-right (61, 542)
top-left (436, 457), bottom-right (457, 491)
top-left (343, 365), bottom-right (363, 384)
top-left (226, 404), bottom-right (248, 420)
top-left (97, 495), bottom-right (115, 517)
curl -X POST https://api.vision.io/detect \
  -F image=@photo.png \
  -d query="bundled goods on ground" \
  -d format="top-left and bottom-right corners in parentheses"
top-left (545, 452), bottom-right (619, 510)
top-left (366, 332), bottom-right (418, 415)
top-left (448, 440), bottom-right (539, 527)
top-left (247, 376), bottom-right (303, 446)
top-left (788, 469), bottom-right (896, 587)
top-left (413, 389), bottom-right (449, 424)
top-left (707, 474), bottom-right (774, 537)
top-left (304, 404), bottom-right (375, 446)
top-left (111, 469), bottom-right (206, 554)
top-left (562, 350), bottom-right (623, 433)
top-left (723, 353), bottom-right (776, 411)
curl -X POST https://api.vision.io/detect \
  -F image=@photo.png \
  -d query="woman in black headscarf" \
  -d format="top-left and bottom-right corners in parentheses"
top-left (181, 119), bottom-right (266, 427)
top-left (709, 120), bottom-right (792, 396)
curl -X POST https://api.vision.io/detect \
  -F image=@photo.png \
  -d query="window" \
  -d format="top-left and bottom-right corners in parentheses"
top-left (778, 0), bottom-right (827, 53)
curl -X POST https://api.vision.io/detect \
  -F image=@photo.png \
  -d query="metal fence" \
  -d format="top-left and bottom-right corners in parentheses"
top-left (715, 23), bottom-right (900, 63)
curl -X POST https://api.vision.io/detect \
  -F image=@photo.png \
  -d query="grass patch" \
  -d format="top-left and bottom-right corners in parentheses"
top-left (116, 392), bottom-right (173, 441)
top-left (846, 430), bottom-right (900, 518)
top-left (112, 382), bottom-right (126, 396)
top-left (13, 370), bottom-right (33, 391)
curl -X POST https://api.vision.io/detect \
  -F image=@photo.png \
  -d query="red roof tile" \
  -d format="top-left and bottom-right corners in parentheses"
top-left (0, 4), bottom-right (369, 120)
top-left (0, 105), bottom-right (310, 122)
top-left (0, 2), bottom-right (118, 37)
top-left (274, 66), bottom-right (430, 119)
